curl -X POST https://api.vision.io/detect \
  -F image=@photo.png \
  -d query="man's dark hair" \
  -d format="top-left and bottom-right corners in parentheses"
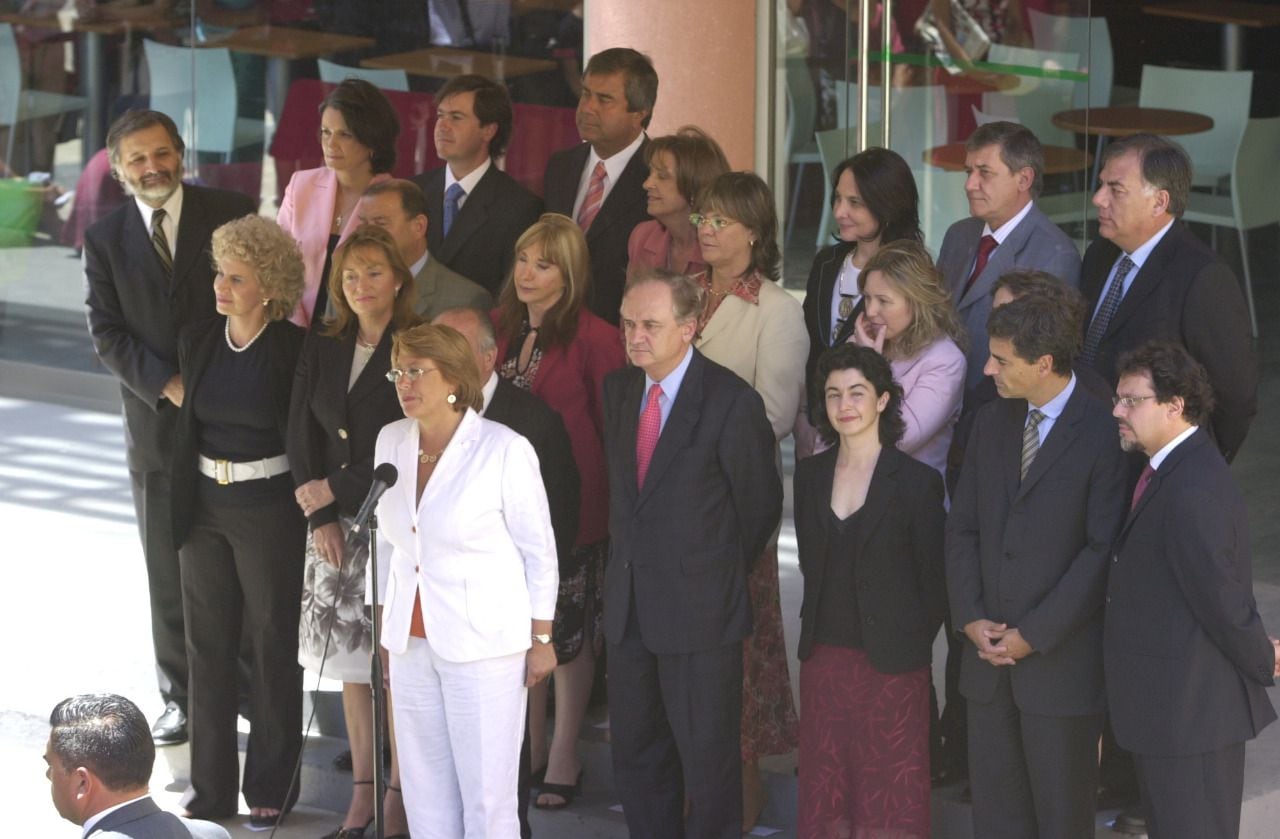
top-left (319, 78), bottom-right (400, 173)
top-left (365, 178), bottom-right (429, 221)
top-left (584, 47), bottom-right (658, 129)
top-left (986, 291), bottom-right (1082, 375)
top-left (830, 146), bottom-right (923, 245)
top-left (965, 120), bottom-right (1045, 197)
top-left (813, 344), bottom-right (907, 447)
top-left (993, 269), bottom-right (1071, 302)
top-left (436, 74), bottom-right (514, 159)
top-left (1100, 133), bottom-right (1192, 217)
top-left (1116, 341), bottom-right (1215, 426)
top-left (106, 110), bottom-right (185, 169)
top-left (49, 695), bottom-right (154, 791)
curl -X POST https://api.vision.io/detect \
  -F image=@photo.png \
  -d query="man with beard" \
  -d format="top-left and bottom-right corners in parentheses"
top-left (84, 110), bottom-right (256, 746)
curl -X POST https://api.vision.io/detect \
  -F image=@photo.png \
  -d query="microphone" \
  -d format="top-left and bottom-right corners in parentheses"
top-left (346, 462), bottom-right (399, 548)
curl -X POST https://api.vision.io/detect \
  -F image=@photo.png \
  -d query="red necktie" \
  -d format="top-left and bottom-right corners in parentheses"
top-left (961, 234), bottom-right (998, 298)
top-left (577, 161), bottom-right (607, 231)
top-left (1130, 464), bottom-right (1155, 511)
top-left (636, 383), bottom-right (663, 487)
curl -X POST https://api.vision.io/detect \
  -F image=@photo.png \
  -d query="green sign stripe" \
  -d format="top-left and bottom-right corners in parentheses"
top-left (849, 50), bottom-right (1090, 82)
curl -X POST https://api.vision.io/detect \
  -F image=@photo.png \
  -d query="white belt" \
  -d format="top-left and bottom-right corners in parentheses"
top-left (198, 453), bottom-right (290, 485)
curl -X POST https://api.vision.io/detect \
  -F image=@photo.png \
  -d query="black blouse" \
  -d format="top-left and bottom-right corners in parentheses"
top-left (812, 506), bottom-right (865, 650)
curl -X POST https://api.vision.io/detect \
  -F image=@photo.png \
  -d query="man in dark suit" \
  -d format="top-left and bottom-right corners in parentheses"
top-left (432, 306), bottom-right (579, 839)
top-left (603, 269), bottom-right (781, 839)
top-left (543, 47), bottom-right (657, 324)
top-left (410, 74), bottom-right (542, 296)
top-left (1106, 342), bottom-right (1279, 839)
top-left (946, 290), bottom-right (1127, 838)
top-left (1081, 133), bottom-right (1257, 463)
top-left (937, 121), bottom-right (1082, 395)
top-left (84, 110), bottom-right (255, 746)
top-left (45, 694), bottom-right (229, 838)
top-left (359, 179), bottom-right (492, 318)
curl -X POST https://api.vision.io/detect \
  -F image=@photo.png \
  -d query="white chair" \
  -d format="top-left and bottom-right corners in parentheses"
top-left (1181, 117), bottom-right (1280, 336)
top-left (0, 23), bottom-right (88, 170)
top-left (832, 79), bottom-right (883, 130)
top-left (1028, 10), bottom-right (1113, 108)
top-left (1139, 65), bottom-right (1252, 189)
top-left (983, 45), bottom-right (1080, 147)
top-left (144, 40), bottom-right (267, 163)
top-left (785, 58), bottom-right (822, 246)
top-left (317, 60), bottom-right (410, 92)
top-left (883, 84), bottom-right (950, 188)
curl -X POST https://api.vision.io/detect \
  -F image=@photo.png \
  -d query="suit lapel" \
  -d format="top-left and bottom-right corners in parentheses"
top-left (998, 399), bottom-right (1025, 504)
top-left (439, 165), bottom-right (496, 263)
top-left (1015, 385), bottom-right (1083, 499)
top-left (347, 329), bottom-right (392, 403)
top-left (1101, 224), bottom-right (1181, 342)
top-left (636, 354), bottom-right (702, 508)
top-left (852, 448), bottom-right (897, 558)
top-left (1118, 429), bottom-right (1203, 538)
top-left (615, 369), bottom-right (644, 504)
top-left (170, 185), bottom-right (208, 293)
top-left (586, 139), bottom-right (648, 243)
top-left (813, 242), bottom-right (854, 347)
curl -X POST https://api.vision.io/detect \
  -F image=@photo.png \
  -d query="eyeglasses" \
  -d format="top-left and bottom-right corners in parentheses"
top-left (386, 367), bottom-right (433, 384)
top-left (1111, 394), bottom-right (1157, 409)
top-left (689, 213), bottom-right (738, 232)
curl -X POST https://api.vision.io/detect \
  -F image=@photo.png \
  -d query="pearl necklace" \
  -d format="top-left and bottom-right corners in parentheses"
top-left (225, 318), bottom-right (268, 353)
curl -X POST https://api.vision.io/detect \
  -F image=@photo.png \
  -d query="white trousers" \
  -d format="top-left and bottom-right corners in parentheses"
top-left (390, 637), bottom-right (527, 838)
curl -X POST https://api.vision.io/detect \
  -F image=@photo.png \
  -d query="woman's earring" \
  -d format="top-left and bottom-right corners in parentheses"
top-left (262, 299), bottom-right (270, 307)
top-left (447, 393), bottom-right (457, 405)
top-left (395, 285), bottom-right (402, 296)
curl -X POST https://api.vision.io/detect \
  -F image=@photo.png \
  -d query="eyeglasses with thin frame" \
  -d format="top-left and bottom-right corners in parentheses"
top-left (689, 213), bottom-right (738, 232)
top-left (1112, 394), bottom-right (1157, 409)
top-left (386, 366), bottom-right (434, 384)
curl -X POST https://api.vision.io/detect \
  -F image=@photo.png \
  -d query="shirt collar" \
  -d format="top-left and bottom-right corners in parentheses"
top-left (586, 131), bottom-right (646, 187)
top-left (409, 249), bottom-right (429, 277)
top-left (695, 270), bottom-right (762, 306)
top-left (1123, 217), bottom-right (1176, 269)
top-left (444, 156), bottom-right (492, 197)
top-left (645, 341), bottom-right (694, 398)
top-left (982, 197), bottom-right (1033, 243)
top-left (1149, 424), bottom-right (1198, 470)
top-left (1030, 372), bottom-right (1076, 417)
top-left (134, 184), bottom-right (184, 233)
top-left (479, 370), bottom-right (499, 415)
top-left (82, 794), bottom-right (150, 837)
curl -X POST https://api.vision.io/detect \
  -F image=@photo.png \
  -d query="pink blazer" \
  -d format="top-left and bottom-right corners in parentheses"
top-left (275, 167), bottom-right (391, 328)
top-left (890, 336), bottom-right (966, 480)
top-left (626, 220), bottom-right (709, 278)
top-left (493, 309), bottom-right (626, 547)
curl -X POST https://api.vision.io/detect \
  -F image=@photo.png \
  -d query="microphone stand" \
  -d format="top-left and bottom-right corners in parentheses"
top-left (368, 512), bottom-right (385, 839)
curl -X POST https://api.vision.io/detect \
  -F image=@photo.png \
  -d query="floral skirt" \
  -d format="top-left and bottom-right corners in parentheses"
top-left (298, 518), bottom-right (373, 684)
top-left (798, 644), bottom-right (931, 839)
top-left (741, 546), bottom-right (800, 761)
top-left (551, 538), bottom-right (607, 663)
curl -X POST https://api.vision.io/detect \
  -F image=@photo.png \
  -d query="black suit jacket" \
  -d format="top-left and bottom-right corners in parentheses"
top-left (88, 796), bottom-right (229, 838)
top-left (794, 446), bottom-right (946, 672)
top-left (543, 140), bottom-right (650, 324)
top-left (84, 185), bottom-right (257, 473)
top-left (1105, 429), bottom-right (1276, 756)
top-left (602, 350), bottom-right (782, 654)
top-left (170, 318), bottom-right (305, 548)
top-left (412, 163), bottom-right (543, 296)
top-left (1080, 221), bottom-right (1257, 461)
top-left (286, 328), bottom-right (405, 528)
top-left (946, 383), bottom-right (1127, 716)
top-left (485, 376), bottom-right (582, 568)
top-left (801, 240), bottom-right (863, 419)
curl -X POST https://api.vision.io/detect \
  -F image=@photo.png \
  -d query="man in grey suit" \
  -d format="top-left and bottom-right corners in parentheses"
top-left (45, 694), bottom-right (229, 838)
top-left (936, 121), bottom-right (1081, 394)
top-left (358, 179), bottom-right (491, 319)
top-left (947, 291), bottom-right (1127, 838)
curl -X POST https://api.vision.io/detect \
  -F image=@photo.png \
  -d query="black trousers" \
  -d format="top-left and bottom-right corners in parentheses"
top-left (1135, 742), bottom-right (1246, 839)
top-left (967, 669), bottom-right (1102, 839)
top-left (177, 488), bottom-right (305, 818)
top-left (607, 604), bottom-right (743, 839)
top-left (129, 468), bottom-right (188, 710)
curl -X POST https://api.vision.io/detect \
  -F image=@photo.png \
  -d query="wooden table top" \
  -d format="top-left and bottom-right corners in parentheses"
top-left (207, 25), bottom-right (375, 59)
top-left (926, 143), bottom-right (1092, 175)
top-left (1052, 106), bottom-right (1214, 138)
top-left (362, 48), bottom-right (557, 80)
top-left (1141, 1), bottom-right (1280, 28)
top-left (0, 11), bottom-right (178, 34)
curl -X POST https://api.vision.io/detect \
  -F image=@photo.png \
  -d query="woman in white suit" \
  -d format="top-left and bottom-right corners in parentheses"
top-left (374, 323), bottom-right (559, 838)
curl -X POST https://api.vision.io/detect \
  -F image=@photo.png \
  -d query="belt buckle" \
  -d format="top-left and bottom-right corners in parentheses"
top-left (214, 459), bottom-right (232, 485)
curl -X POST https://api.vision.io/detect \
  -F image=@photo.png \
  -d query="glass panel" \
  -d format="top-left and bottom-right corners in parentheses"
top-left (0, 0), bottom-right (585, 395)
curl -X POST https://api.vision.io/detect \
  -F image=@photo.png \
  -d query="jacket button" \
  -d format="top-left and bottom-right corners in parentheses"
top-left (338, 427), bottom-right (349, 439)
top-left (866, 616), bottom-right (876, 626)
top-left (340, 463), bottom-right (348, 469)
top-left (411, 525), bottom-right (416, 533)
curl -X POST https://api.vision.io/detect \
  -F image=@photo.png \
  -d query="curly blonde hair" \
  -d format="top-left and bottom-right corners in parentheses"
top-left (860, 240), bottom-right (967, 360)
top-left (210, 215), bottom-right (305, 322)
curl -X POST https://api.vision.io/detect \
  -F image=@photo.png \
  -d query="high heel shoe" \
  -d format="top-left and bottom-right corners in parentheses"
top-left (320, 781), bottom-right (374, 839)
top-left (534, 769), bottom-right (583, 810)
top-left (382, 784), bottom-right (410, 839)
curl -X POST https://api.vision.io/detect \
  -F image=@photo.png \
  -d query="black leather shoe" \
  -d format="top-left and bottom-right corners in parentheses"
top-left (1110, 807), bottom-right (1147, 834)
top-left (152, 703), bottom-right (187, 746)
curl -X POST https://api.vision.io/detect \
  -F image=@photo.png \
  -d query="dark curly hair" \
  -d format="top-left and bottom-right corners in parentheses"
top-left (986, 288), bottom-right (1083, 376)
top-left (1116, 341), bottom-right (1215, 427)
top-left (813, 344), bottom-right (906, 447)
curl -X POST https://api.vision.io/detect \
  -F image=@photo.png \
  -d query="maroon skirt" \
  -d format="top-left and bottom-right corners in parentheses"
top-left (798, 644), bottom-right (931, 839)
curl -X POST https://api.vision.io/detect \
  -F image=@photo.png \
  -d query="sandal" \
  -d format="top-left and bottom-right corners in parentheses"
top-left (320, 781), bottom-right (374, 839)
top-left (534, 769), bottom-right (583, 811)
top-left (383, 785), bottom-right (410, 839)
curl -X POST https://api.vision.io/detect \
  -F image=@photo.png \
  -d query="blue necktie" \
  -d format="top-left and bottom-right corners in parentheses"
top-left (443, 183), bottom-right (465, 237)
top-left (1081, 255), bottom-right (1135, 365)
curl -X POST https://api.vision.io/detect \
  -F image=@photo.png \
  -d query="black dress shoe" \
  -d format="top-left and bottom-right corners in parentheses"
top-left (152, 703), bottom-right (188, 746)
top-left (249, 811), bottom-right (282, 829)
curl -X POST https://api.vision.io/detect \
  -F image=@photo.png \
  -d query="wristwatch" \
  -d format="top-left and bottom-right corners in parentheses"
top-left (531, 633), bottom-right (552, 645)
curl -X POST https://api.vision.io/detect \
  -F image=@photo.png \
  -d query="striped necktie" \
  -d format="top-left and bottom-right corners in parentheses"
top-left (1081, 255), bottom-right (1135, 364)
top-left (577, 161), bottom-right (607, 231)
top-left (151, 208), bottom-right (173, 277)
top-left (1021, 409), bottom-right (1044, 481)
